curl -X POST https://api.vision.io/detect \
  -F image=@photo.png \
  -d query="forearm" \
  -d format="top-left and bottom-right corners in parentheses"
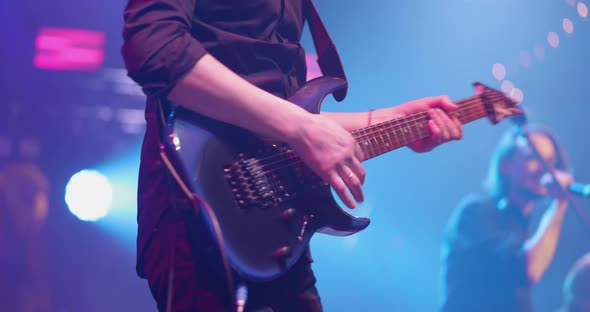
top-left (168, 54), bottom-right (310, 141)
top-left (524, 199), bottom-right (568, 283)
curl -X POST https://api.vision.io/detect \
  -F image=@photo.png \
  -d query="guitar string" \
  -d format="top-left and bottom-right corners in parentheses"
top-left (352, 92), bottom-right (504, 139)
top-left (250, 93), bottom-right (495, 169)
top-left (236, 93), bottom-right (503, 173)
top-left (255, 107), bottom-right (485, 176)
top-left (352, 101), bottom-right (489, 157)
top-left (237, 94), bottom-right (501, 178)
top-left (238, 96), bottom-right (499, 179)
top-left (352, 101), bottom-right (487, 153)
top-left (235, 106), bottom-right (491, 197)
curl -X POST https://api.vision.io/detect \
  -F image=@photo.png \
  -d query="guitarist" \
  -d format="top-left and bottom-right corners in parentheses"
top-left (122, 1), bottom-right (463, 311)
top-left (440, 125), bottom-right (573, 312)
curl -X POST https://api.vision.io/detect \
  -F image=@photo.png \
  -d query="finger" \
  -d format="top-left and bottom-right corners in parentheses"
top-left (429, 109), bottom-right (450, 141)
top-left (347, 157), bottom-right (366, 185)
top-left (354, 143), bottom-right (365, 162)
top-left (427, 118), bottom-right (441, 144)
top-left (438, 109), bottom-right (456, 141)
top-left (554, 170), bottom-right (573, 187)
top-left (430, 95), bottom-right (458, 111)
top-left (337, 165), bottom-right (364, 204)
top-left (451, 115), bottom-right (463, 140)
top-left (438, 112), bottom-right (461, 140)
top-left (328, 172), bottom-right (356, 209)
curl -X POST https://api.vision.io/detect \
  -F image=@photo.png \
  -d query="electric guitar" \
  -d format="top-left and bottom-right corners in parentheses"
top-left (159, 76), bottom-right (523, 282)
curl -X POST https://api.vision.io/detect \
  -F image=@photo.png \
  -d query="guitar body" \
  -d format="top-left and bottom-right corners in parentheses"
top-left (162, 77), bottom-right (370, 281)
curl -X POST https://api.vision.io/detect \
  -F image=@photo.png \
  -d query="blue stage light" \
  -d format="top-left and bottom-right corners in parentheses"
top-left (65, 169), bottom-right (113, 222)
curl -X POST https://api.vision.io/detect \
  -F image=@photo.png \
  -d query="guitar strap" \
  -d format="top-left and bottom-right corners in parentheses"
top-left (305, 0), bottom-right (348, 101)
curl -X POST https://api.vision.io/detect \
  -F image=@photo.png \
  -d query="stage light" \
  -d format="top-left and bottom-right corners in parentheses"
top-left (548, 32), bottom-right (560, 48)
top-left (578, 2), bottom-right (588, 18)
top-left (563, 18), bottom-right (575, 34)
top-left (533, 44), bottom-right (546, 61)
top-left (33, 27), bottom-right (105, 72)
top-left (519, 51), bottom-right (532, 68)
top-left (64, 169), bottom-right (113, 222)
top-left (509, 87), bottom-right (524, 103)
top-left (492, 63), bottom-right (506, 80)
top-left (501, 80), bottom-right (514, 94)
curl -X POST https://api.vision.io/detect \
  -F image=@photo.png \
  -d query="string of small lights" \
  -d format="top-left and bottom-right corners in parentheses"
top-left (491, 0), bottom-right (588, 103)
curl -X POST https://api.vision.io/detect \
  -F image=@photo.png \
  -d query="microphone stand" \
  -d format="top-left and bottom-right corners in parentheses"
top-left (513, 121), bottom-right (590, 226)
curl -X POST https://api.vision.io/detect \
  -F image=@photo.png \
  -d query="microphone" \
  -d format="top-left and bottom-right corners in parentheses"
top-left (510, 112), bottom-right (528, 127)
top-left (541, 173), bottom-right (590, 198)
top-left (570, 182), bottom-right (590, 198)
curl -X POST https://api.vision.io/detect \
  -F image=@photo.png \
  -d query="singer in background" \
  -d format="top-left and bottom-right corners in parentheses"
top-left (440, 125), bottom-right (573, 312)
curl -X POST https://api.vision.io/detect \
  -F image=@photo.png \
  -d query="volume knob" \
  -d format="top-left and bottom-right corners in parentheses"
top-left (274, 246), bottom-right (292, 259)
top-left (281, 208), bottom-right (297, 220)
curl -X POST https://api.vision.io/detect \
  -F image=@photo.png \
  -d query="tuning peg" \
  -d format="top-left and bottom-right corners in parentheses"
top-left (473, 82), bottom-right (486, 95)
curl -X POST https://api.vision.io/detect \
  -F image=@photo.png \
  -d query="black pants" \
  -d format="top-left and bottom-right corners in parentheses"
top-left (141, 207), bottom-right (323, 312)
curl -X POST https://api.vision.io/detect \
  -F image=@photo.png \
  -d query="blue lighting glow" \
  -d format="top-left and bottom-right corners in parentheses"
top-left (64, 169), bottom-right (113, 222)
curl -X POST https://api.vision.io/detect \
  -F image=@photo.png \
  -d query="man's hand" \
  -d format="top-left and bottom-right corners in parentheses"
top-left (286, 114), bottom-right (366, 209)
top-left (373, 95), bottom-right (463, 153)
top-left (545, 170), bottom-right (574, 199)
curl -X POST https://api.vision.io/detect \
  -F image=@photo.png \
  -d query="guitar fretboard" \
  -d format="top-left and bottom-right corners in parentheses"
top-left (351, 95), bottom-right (490, 160)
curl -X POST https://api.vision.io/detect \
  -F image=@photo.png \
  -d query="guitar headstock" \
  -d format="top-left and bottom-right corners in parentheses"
top-left (473, 82), bottom-right (524, 125)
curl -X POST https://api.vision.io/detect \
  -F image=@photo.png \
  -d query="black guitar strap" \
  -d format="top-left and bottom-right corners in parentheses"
top-left (305, 0), bottom-right (348, 101)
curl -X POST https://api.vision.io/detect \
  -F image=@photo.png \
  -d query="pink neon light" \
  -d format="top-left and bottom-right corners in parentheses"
top-left (305, 53), bottom-right (322, 81)
top-left (34, 27), bottom-right (105, 71)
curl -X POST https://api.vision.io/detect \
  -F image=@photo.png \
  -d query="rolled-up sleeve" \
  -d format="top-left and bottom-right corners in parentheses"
top-left (122, 0), bottom-right (207, 97)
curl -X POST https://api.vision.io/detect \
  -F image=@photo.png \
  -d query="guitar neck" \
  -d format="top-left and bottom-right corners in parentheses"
top-left (351, 95), bottom-right (489, 160)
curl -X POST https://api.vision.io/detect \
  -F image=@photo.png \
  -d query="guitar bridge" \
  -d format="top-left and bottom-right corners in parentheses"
top-left (224, 151), bottom-right (292, 209)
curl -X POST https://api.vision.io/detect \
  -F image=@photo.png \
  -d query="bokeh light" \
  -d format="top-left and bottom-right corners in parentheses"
top-left (509, 87), bottom-right (524, 103)
top-left (548, 32), bottom-right (560, 48)
top-left (519, 51), bottom-right (532, 68)
top-left (563, 18), bottom-right (574, 34)
top-left (578, 2), bottom-right (588, 18)
top-left (534, 43), bottom-right (546, 61)
top-left (492, 63), bottom-right (506, 80)
top-left (65, 169), bottom-right (113, 222)
top-left (501, 80), bottom-right (515, 94)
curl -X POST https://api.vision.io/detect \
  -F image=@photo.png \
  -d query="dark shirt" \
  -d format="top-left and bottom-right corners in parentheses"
top-left (121, 0), bottom-right (308, 277)
top-left (122, 0), bottom-right (307, 99)
top-left (440, 193), bottom-right (533, 312)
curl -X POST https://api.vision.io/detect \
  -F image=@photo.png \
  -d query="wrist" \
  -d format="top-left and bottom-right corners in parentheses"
top-left (371, 107), bottom-right (405, 125)
top-left (276, 103), bottom-right (313, 143)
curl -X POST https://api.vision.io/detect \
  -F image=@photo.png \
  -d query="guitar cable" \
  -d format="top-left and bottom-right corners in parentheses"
top-left (156, 101), bottom-right (244, 312)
